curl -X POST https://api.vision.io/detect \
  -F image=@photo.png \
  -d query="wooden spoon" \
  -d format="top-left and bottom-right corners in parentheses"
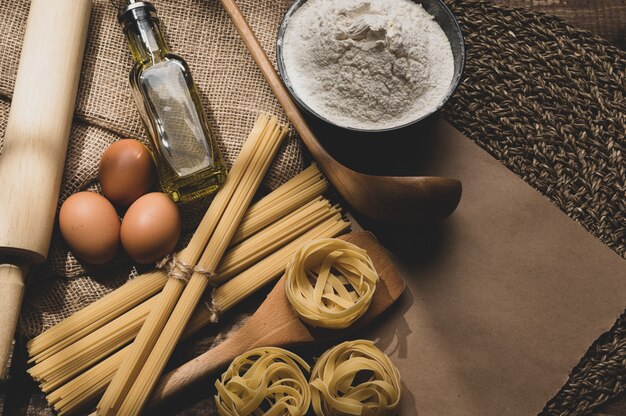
top-left (146, 231), bottom-right (406, 407)
top-left (219, 0), bottom-right (462, 224)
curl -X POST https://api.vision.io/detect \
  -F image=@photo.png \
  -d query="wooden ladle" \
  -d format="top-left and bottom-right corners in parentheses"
top-left (219, 0), bottom-right (462, 224)
top-left (146, 231), bottom-right (406, 407)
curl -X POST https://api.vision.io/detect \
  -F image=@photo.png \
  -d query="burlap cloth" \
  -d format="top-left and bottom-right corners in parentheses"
top-left (0, 0), bottom-right (622, 414)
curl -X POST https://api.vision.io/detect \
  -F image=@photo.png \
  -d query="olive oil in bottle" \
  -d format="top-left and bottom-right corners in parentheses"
top-left (118, 1), bottom-right (226, 204)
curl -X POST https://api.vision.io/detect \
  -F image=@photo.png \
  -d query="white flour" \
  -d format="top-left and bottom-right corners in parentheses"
top-left (282, 0), bottom-right (454, 130)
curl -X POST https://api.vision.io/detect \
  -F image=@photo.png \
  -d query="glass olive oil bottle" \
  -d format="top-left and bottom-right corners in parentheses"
top-left (118, 1), bottom-right (226, 204)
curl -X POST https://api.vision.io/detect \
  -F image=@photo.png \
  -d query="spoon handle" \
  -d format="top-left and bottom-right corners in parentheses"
top-left (147, 335), bottom-right (241, 407)
top-left (218, 0), bottom-right (341, 177)
top-left (219, 0), bottom-right (462, 224)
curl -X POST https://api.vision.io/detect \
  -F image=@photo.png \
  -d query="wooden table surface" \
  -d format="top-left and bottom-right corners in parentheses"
top-left (1, 1), bottom-right (624, 415)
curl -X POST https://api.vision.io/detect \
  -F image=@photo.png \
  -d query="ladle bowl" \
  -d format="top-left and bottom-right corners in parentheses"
top-left (219, 0), bottom-right (462, 224)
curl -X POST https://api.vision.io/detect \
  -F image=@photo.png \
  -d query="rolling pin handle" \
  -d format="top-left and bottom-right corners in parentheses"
top-left (0, 263), bottom-right (26, 379)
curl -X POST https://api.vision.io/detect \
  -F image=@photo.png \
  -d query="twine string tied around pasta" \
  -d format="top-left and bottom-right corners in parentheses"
top-left (156, 254), bottom-right (194, 284)
top-left (203, 289), bottom-right (221, 323)
top-left (193, 265), bottom-right (217, 281)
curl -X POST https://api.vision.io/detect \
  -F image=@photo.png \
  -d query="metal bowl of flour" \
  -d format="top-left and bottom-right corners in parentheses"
top-left (276, 0), bottom-right (465, 133)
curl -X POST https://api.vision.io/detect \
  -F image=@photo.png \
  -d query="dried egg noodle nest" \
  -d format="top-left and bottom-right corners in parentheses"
top-left (310, 340), bottom-right (402, 416)
top-left (214, 347), bottom-right (311, 416)
top-left (285, 238), bottom-right (379, 329)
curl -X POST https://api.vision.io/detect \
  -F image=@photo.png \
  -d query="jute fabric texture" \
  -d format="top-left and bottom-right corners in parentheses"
top-left (0, 0), bottom-right (306, 330)
top-left (0, 0), bottom-right (622, 414)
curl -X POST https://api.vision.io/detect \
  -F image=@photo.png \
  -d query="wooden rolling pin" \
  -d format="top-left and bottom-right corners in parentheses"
top-left (0, 0), bottom-right (92, 379)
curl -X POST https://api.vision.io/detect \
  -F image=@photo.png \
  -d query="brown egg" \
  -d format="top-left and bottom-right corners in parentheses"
top-left (121, 192), bottom-right (181, 264)
top-left (99, 139), bottom-right (156, 208)
top-left (59, 192), bottom-right (121, 265)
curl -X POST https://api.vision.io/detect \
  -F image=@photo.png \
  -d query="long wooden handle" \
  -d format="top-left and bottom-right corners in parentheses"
top-left (147, 336), bottom-right (246, 408)
top-left (218, 0), bottom-right (341, 180)
top-left (0, 0), bottom-right (92, 376)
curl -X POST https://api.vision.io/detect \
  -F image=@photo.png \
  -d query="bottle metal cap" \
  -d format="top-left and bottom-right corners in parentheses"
top-left (117, 0), bottom-right (158, 28)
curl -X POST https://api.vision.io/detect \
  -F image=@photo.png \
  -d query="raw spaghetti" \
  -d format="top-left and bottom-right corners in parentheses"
top-left (108, 115), bottom-right (288, 416)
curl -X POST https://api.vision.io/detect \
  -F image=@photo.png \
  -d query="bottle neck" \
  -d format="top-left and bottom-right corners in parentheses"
top-left (124, 17), bottom-right (168, 65)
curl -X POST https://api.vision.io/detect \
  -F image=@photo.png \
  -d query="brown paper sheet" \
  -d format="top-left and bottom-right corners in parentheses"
top-left (359, 121), bottom-right (626, 415)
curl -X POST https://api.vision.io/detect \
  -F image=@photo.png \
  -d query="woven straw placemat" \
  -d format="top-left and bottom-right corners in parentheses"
top-left (0, 0), bottom-right (622, 414)
top-left (443, 2), bottom-right (625, 415)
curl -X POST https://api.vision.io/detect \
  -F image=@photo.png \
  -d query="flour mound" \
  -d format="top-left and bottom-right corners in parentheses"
top-left (282, 0), bottom-right (454, 130)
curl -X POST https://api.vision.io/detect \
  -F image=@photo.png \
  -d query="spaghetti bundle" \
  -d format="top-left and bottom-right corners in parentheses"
top-left (27, 269), bottom-right (167, 364)
top-left (100, 115), bottom-right (289, 415)
top-left (28, 160), bottom-right (350, 415)
top-left (29, 198), bottom-right (339, 392)
top-left (230, 164), bottom-right (327, 245)
top-left (285, 239), bottom-right (379, 329)
top-left (44, 216), bottom-right (349, 415)
top-left (309, 340), bottom-right (402, 416)
top-left (29, 116), bottom-right (375, 416)
top-left (27, 164), bottom-right (327, 365)
top-left (217, 197), bottom-right (335, 281)
top-left (214, 347), bottom-right (311, 416)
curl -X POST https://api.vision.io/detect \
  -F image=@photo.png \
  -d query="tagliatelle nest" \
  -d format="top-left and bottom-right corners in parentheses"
top-left (285, 238), bottom-right (379, 329)
top-left (214, 346), bottom-right (311, 416)
top-left (310, 339), bottom-right (402, 416)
